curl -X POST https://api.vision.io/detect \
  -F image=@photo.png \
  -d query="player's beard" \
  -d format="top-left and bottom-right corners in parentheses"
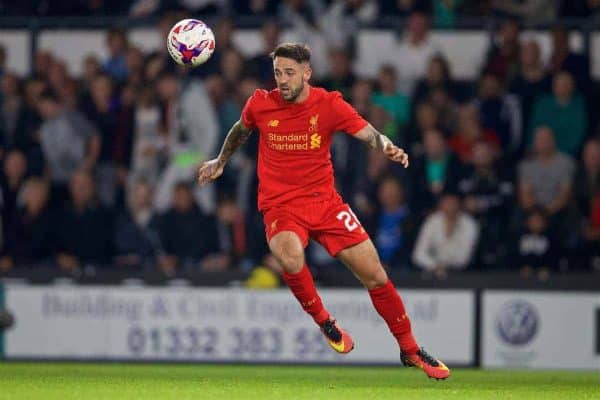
top-left (280, 81), bottom-right (304, 102)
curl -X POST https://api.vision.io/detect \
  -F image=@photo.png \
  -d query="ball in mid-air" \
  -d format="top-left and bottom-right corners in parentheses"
top-left (167, 19), bottom-right (215, 67)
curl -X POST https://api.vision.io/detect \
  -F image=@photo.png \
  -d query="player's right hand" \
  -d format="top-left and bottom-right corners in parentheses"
top-left (197, 158), bottom-right (224, 186)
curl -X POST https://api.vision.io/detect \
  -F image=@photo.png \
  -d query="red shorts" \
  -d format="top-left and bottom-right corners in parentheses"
top-left (262, 195), bottom-right (370, 257)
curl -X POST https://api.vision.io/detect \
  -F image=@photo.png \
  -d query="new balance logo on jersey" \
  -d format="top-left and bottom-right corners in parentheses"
top-left (267, 119), bottom-right (279, 127)
top-left (310, 133), bottom-right (321, 149)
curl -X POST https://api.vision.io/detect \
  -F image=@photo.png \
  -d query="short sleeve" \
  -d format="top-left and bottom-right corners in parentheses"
top-left (241, 91), bottom-right (258, 130)
top-left (330, 92), bottom-right (368, 135)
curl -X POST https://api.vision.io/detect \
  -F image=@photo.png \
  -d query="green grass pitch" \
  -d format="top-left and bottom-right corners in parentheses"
top-left (0, 362), bottom-right (598, 399)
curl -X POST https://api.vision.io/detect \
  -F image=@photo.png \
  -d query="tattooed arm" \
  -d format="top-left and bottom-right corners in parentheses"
top-left (198, 120), bottom-right (253, 186)
top-left (354, 123), bottom-right (409, 167)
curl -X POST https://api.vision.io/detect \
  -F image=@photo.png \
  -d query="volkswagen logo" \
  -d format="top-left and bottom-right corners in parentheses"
top-left (496, 300), bottom-right (539, 346)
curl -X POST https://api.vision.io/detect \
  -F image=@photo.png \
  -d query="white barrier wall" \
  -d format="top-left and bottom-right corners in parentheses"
top-left (0, 31), bottom-right (30, 75)
top-left (4, 285), bottom-right (475, 364)
top-left (482, 291), bottom-right (600, 370)
top-left (1, 28), bottom-right (594, 79)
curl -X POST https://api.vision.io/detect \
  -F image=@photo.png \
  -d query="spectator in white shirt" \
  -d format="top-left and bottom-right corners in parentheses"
top-left (412, 192), bottom-right (479, 277)
top-left (388, 12), bottom-right (439, 96)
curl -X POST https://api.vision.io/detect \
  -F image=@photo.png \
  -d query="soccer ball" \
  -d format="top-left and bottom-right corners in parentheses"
top-left (167, 19), bottom-right (216, 67)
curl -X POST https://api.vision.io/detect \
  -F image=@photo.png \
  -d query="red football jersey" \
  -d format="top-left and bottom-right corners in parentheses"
top-left (241, 86), bottom-right (368, 211)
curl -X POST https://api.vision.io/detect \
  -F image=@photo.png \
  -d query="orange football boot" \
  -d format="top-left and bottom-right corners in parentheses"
top-left (320, 319), bottom-right (354, 354)
top-left (401, 348), bottom-right (450, 380)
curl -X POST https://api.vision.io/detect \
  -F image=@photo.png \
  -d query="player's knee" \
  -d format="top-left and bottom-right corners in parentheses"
top-left (361, 265), bottom-right (389, 290)
top-left (273, 242), bottom-right (305, 273)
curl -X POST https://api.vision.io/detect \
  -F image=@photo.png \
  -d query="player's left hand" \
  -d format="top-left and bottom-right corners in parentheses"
top-left (383, 142), bottom-right (409, 168)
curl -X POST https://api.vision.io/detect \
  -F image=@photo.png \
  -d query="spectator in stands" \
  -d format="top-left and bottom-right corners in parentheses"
top-left (371, 65), bottom-right (411, 140)
top-left (55, 170), bottom-right (113, 271)
top-left (514, 208), bottom-right (558, 280)
top-left (154, 182), bottom-right (219, 275)
top-left (369, 104), bottom-right (399, 148)
top-left (31, 50), bottom-right (53, 82)
top-left (353, 145), bottom-right (403, 233)
top-left (574, 139), bottom-right (600, 220)
top-left (220, 48), bottom-right (247, 93)
top-left (380, 0), bottom-right (432, 16)
top-left (491, 0), bottom-right (557, 23)
top-left (13, 78), bottom-right (45, 175)
top-left (1, 177), bottom-right (54, 269)
top-left (1, 73), bottom-right (23, 151)
top-left (449, 104), bottom-right (500, 164)
top-left (131, 86), bottom-right (164, 185)
top-left (278, 0), bottom-right (325, 29)
top-left (80, 73), bottom-right (120, 206)
top-left (509, 40), bottom-right (551, 142)
top-left (114, 179), bottom-right (157, 268)
top-left (529, 71), bottom-right (587, 157)
top-left (473, 73), bottom-right (522, 159)
top-left (79, 55), bottom-right (102, 100)
top-left (374, 176), bottom-right (415, 269)
top-left (321, 0), bottom-right (379, 50)
top-left (172, 0), bottom-right (227, 14)
top-left (483, 19), bottom-right (520, 84)
top-left (0, 150), bottom-right (28, 236)
top-left (408, 101), bottom-right (439, 155)
top-left (412, 191), bottom-right (479, 277)
top-left (193, 16), bottom-right (237, 78)
top-left (37, 90), bottom-right (100, 206)
top-left (518, 126), bottom-right (575, 218)
top-left (103, 27), bottom-right (129, 82)
top-left (582, 190), bottom-right (600, 271)
top-left (410, 129), bottom-right (464, 216)
top-left (47, 59), bottom-right (77, 108)
top-left (249, 21), bottom-right (280, 87)
top-left (432, 0), bottom-right (464, 28)
top-left (458, 141), bottom-right (514, 267)
top-left (572, 139), bottom-right (600, 270)
top-left (350, 79), bottom-right (373, 116)
top-left (412, 55), bottom-right (460, 107)
top-left (153, 72), bottom-right (218, 214)
top-left (548, 26), bottom-right (590, 91)
top-left (389, 12), bottom-right (439, 96)
top-left (231, 0), bottom-right (278, 16)
top-left (125, 46), bottom-right (145, 87)
top-left (428, 86), bottom-right (459, 135)
top-left (206, 195), bottom-right (247, 271)
top-left (0, 45), bottom-right (5, 79)
top-left (317, 48), bottom-right (356, 101)
top-left (112, 83), bottom-right (136, 207)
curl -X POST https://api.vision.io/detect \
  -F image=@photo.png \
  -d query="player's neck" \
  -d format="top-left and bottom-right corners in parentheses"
top-left (290, 85), bottom-right (311, 104)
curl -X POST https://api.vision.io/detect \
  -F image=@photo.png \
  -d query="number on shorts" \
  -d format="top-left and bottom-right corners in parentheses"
top-left (336, 208), bottom-right (360, 232)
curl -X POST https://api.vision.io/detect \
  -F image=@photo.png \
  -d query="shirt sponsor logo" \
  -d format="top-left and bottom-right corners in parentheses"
top-left (310, 133), bottom-right (321, 149)
top-left (265, 114), bottom-right (322, 151)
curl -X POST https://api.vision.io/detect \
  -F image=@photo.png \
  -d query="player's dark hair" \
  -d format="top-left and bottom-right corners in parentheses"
top-left (269, 43), bottom-right (311, 63)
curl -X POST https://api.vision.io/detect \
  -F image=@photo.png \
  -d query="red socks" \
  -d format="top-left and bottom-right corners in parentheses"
top-left (368, 279), bottom-right (419, 355)
top-left (283, 267), bottom-right (418, 355)
top-left (282, 265), bottom-right (330, 325)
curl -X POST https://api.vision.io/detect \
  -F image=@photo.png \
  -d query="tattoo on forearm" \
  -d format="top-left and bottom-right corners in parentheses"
top-left (217, 120), bottom-right (252, 164)
top-left (363, 126), bottom-right (387, 150)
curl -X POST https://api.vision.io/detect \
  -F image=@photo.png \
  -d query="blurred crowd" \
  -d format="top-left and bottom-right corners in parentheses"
top-left (3, 0), bottom-right (600, 26)
top-left (0, 11), bottom-right (599, 281)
